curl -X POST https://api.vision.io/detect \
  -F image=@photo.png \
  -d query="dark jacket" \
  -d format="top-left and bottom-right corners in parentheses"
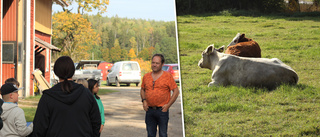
top-left (31, 81), bottom-right (101, 137)
top-left (0, 99), bottom-right (3, 130)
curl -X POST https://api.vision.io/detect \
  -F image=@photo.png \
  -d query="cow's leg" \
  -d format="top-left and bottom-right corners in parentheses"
top-left (208, 70), bottom-right (223, 87)
top-left (208, 81), bottom-right (216, 87)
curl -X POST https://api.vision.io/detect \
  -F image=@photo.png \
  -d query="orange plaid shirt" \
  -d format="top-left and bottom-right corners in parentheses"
top-left (141, 71), bottom-right (177, 107)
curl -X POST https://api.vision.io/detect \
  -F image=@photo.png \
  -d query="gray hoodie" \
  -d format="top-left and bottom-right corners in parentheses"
top-left (0, 103), bottom-right (33, 137)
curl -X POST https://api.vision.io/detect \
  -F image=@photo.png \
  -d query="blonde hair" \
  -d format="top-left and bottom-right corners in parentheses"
top-left (76, 79), bottom-right (88, 88)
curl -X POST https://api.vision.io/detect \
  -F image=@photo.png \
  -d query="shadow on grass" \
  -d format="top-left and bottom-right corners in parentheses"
top-left (179, 10), bottom-right (320, 22)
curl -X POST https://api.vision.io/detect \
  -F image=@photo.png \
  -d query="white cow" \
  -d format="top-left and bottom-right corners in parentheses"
top-left (198, 45), bottom-right (299, 90)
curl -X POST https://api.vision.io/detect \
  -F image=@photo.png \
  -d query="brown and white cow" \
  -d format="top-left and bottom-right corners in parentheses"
top-left (219, 33), bottom-right (261, 58)
top-left (198, 45), bottom-right (298, 90)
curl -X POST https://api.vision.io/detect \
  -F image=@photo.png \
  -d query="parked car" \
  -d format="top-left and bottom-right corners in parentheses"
top-left (73, 60), bottom-right (102, 82)
top-left (162, 64), bottom-right (179, 83)
top-left (107, 61), bottom-right (141, 87)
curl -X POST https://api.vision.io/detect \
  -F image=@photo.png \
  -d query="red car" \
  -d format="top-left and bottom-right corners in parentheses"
top-left (162, 64), bottom-right (179, 83)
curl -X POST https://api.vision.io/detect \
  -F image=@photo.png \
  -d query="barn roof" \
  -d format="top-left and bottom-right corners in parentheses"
top-left (35, 37), bottom-right (61, 51)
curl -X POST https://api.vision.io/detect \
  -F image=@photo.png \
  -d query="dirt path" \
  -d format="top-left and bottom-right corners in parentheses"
top-left (100, 86), bottom-right (184, 137)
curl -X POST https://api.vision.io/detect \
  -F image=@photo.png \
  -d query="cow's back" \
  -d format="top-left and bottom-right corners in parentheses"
top-left (225, 41), bottom-right (261, 58)
top-left (215, 56), bottom-right (298, 90)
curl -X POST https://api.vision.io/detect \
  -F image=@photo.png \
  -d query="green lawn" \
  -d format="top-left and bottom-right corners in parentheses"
top-left (178, 11), bottom-right (320, 136)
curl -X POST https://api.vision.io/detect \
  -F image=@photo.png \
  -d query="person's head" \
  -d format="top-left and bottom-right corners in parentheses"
top-left (76, 79), bottom-right (88, 88)
top-left (87, 79), bottom-right (100, 99)
top-left (151, 54), bottom-right (165, 73)
top-left (5, 78), bottom-right (20, 87)
top-left (54, 56), bottom-right (75, 92)
top-left (1, 83), bottom-right (21, 103)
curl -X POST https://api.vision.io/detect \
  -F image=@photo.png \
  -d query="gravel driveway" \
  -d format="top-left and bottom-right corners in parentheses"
top-left (100, 86), bottom-right (184, 137)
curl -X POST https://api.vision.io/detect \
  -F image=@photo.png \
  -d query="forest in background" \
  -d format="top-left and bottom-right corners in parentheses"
top-left (52, 12), bottom-right (178, 64)
top-left (176, 0), bottom-right (320, 15)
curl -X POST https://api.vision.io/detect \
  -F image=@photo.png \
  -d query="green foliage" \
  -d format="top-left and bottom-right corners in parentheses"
top-left (176, 0), bottom-right (285, 15)
top-left (101, 47), bottom-right (110, 62)
top-left (110, 44), bottom-right (122, 62)
top-left (178, 13), bottom-right (320, 136)
top-left (138, 48), bottom-right (151, 61)
top-left (85, 15), bottom-right (178, 63)
top-left (158, 37), bottom-right (178, 63)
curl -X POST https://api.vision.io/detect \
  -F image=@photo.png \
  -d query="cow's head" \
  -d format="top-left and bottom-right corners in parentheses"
top-left (227, 33), bottom-right (241, 47)
top-left (227, 33), bottom-right (249, 47)
top-left (198, 44), bottom-right (219, 70)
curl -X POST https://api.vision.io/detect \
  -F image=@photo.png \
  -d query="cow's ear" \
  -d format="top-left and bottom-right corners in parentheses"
top-left (206, 45), bottom-right (214, 53)
top-left (218, 45), bottom-right (225, 52)
top-left (240, 33), bottom-right (245, 39)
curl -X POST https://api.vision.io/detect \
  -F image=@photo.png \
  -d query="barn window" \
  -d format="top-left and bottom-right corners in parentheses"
top-left (2, 42), bottom-right (15, 63)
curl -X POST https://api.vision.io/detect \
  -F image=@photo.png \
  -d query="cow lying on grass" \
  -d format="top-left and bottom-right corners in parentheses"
top-left (198, 45), bottom-right (298, 90)
top-left (218, 33), bottom-right (261, 58)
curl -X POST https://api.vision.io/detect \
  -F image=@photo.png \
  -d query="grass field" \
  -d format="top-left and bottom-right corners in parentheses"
top-left (177, 11), bottom-right (320, 136)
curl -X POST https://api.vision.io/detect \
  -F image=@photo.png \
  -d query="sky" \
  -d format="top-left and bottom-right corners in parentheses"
top-left (52, 0), bottom-right (177, 22)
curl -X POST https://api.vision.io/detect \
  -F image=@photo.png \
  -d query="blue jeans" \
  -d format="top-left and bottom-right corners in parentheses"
top-left (145, 108), bottom-right (169, 137)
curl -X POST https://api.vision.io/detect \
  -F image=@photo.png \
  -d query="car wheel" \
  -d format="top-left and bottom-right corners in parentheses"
top-left (107, 78), bottom-right (111, 86)
top-left (116, 78), bottom-right (120, 87)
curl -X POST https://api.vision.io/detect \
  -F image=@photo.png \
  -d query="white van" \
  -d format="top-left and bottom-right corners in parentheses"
top-left (107, 61), bottom-right (141, 87)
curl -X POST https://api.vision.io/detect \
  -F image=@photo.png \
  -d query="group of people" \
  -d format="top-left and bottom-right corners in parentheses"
top-left (0, 54), bottom-right (179, 137)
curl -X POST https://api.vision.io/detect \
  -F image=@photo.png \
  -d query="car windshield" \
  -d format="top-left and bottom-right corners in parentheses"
top-left (122, 63), bottom-right (139, 71)
top-left (162, 66), bottom-right (169, 71)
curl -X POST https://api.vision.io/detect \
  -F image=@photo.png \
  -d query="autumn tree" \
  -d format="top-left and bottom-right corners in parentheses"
top-left (129, 37), bottom-right (137, 55)
top-left (101, 47), bottom-right (110, 62)
top-left (61, 0), bottom-right (109, 14)
top-left (121, 49), bottom-right (128, 61)
top-left (128, 48), bottom-right (137, 60)
top-left (52, 11), bottom-right (100, 61)
top-left (110, 39), bottom-right (122, 62)
top-left (137, 48), bottom-right (150, 61)
top-left (131, 58), bottom-right (151, 76)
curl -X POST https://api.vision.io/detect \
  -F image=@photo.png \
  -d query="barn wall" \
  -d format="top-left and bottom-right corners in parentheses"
top-left (3, 0), bottom-right (17, 41)
top-left (29, 0), bottom-right (35, 95)
top-left (35, 0), bottom-right (52, 35)
top-left (2, 0), bottom-right (17, 84)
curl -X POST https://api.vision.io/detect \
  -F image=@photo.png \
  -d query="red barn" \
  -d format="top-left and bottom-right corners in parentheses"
top-left (0, 0), bottom-right (67, 97)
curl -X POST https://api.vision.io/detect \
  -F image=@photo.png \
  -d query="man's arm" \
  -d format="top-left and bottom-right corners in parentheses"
top-left (162, 87), bottom-right (179, 112)
top-left (140, 88), bottom-right (148, 111)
